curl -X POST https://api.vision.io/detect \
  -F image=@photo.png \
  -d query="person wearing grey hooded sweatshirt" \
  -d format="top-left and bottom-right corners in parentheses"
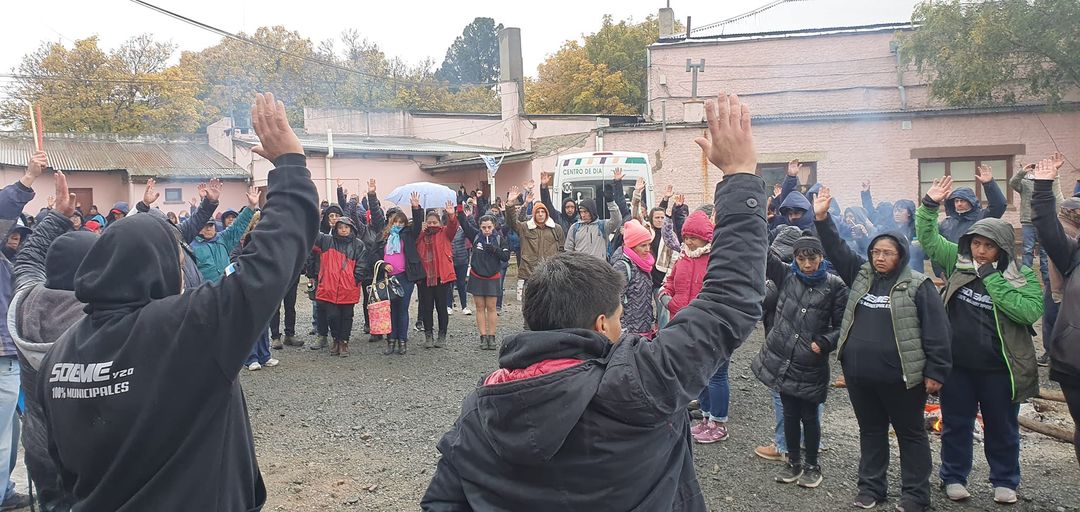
top-left (8, 171), bottom-right (94, 512)
top-left (564, 193), bottom-right (622, 261)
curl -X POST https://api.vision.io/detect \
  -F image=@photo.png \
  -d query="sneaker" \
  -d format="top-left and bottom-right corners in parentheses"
top-left (1037, 353), bottom-right (1050, 367)
top-left (414, 321), bottom-right (423, 332)
top-left (853, 494), bottom-right (878, 509)
top-left (447, 307), bottom-right (454, 316)
top-left (754, 444), bottom-right (787, 462)
top-left (263, 358), bottom-right (279, 368)
top-left (796, 464), bottom-right (823, 488)
top-left (690, 419), bottom-right (710, 436)
top-left (993, 487), bottom-right (1017, 504)
top-left (944, 483), bottom-right (971, 502)
top-left (247, 362), bottom-right (262, 371)
top-left (270, 337), bottom-right (283, 350)
top-left (0, 492), bottom-right (31, 511)
top-left (692, 423), bottom-right (720, 444)
top-left (462, 307), bottom-right (473, 315)
top-left (712, 423), bottom-right (730, 441)
top-left (775, 462), bottom-right (802, 484)
top-left (895, 499), bottom-right (927, 512)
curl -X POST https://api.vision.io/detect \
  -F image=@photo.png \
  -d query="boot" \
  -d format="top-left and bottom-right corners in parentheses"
top-left (329, 340), bottom-right (340, 356)
top-left (310, 336), bottom-right (327, 350)
top-left (284, 334), bottom-right (302, 347)
top-left (396, 339), bottom-right (407, 355)
top-left (487, 335), bottom-right (497, 351)
top-left (478, 334), bottom-right (486, 350)
top-left (270, 337), bottom-right (284, 350)
top-left (435, 332), bottom-right (447, 348)
top-left (383, 339), bottom-right (396, 355)
top-left (368, 334), bottom-right (383, 343)
top-left (339, 342), bottom-right (349, 357)
top-left (424, 332), bottom-right (434, 349)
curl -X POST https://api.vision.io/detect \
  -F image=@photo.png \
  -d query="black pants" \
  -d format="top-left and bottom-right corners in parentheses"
top-left (418, 282), bottom-right (450, 334)
top-left (1061, 381), bottom-right (1080, 468)
top-left (361, 279), bottom-right (372, 333)
top-left (270, 277), bottom-right (299, 339)
top-left (847, 381), bottom-right (931, 506)
top-left (780, 393), bottom-right (822, 466)
top-left (315, 300), bottom-right (330, 337)
top-left (324, 302), bottom-right (355, 341)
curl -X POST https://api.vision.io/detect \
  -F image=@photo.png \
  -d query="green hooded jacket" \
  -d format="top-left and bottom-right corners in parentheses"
top-left (916, 202), bottom-right (1042, 402)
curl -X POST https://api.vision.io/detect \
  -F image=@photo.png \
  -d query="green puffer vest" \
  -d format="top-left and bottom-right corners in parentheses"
top-left (837, 263), bottom-right (929, 389)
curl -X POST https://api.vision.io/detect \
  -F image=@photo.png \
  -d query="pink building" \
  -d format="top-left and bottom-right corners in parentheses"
top-left (602, 3), bottom-right (1080, 218)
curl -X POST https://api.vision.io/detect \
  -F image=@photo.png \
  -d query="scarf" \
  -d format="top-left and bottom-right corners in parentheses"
top-left (680, 242), bottom-right (711, 259)
top-left (386, 225), bottom-right (403, 255)
top-left (420, 226), bottom-right (444, 287)
top-left (790, 259), bottom-right (828, 284)
top-left (624, 245), bottom-right (656, 273)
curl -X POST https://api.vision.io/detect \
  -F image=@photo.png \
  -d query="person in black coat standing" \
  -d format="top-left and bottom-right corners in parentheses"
top-left (753, 233), bottom-right (848, 489)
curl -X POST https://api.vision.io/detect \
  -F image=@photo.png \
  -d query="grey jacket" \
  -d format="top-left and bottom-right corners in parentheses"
top-left (565, 201), bottom-right (622, 260)
top-left (1009, 171), bottom-right (1064, 224)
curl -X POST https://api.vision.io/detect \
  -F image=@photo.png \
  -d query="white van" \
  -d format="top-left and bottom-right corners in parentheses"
top-left (553, 151), bottom-right (654, 220)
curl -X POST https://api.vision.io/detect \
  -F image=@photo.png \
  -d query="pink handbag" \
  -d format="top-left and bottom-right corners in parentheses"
top-left (367, 299), bottom-right (392, 335)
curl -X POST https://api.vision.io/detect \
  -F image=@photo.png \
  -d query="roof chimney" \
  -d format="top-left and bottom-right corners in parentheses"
top-left (659, 7), bottom-right (675, 38)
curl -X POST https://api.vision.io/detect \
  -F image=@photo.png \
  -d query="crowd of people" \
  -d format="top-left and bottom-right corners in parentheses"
top-left (0, 89), bottom-right (1071, 512)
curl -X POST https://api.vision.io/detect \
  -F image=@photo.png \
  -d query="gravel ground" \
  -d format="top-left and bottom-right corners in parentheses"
top-left (246, 273), bottom-right (1079, 512)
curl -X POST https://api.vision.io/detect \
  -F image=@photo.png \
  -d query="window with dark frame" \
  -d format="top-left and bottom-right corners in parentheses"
top-left (917, 157), bottom-right (1013, 206)
top-left (757, 161), bottom-right (818, 195)
top-left (164, 188), bottom-right (183, 204)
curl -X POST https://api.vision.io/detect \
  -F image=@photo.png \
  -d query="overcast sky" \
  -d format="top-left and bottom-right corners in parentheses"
top-left (0, 0), bottom-right (921, 81)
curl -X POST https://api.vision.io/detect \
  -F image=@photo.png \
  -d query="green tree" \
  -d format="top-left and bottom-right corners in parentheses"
top-left (584, 15), bottom-right (658, 113)
top-left (0, 35), bottom-right (206, 133)
top-left (900, 0), bottom-right (1080, 106)
top-left (525, 41), bottom-right (635, 115)
top-left (435, 17), bottom-right (503, 86)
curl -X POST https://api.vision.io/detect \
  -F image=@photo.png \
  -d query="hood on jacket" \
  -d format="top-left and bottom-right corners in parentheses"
top-left (477, 328), bottom-right (610, 464)
top-left (945, 187), bottom-right (982, 219)
top-left (75, 214), bottom-right (182, 315)
top-left (865, 230), bottom-right (911, 279)
top-left (111, 201), bottom-right (130, 215)
top-left (46, 231), bottom-right (98, 291)
top-left (958, 218), bottom-right (1017, 272)
top-left (578, 198), bottom-right (598, 224)
top-left (778, 192), bottom-right (814, 230)
top-left (221, 209), bottom-right (239, 223)
top-left (893, 199), bottom-right (916, 228)
top-left (320, 205), bottom-right (344, 234)
top-left (562, 198), bottom-right (579, 221)
top-left (333, 217), bottom-right (356, 241)
top-left (843, 206), bottom-right (873, 228)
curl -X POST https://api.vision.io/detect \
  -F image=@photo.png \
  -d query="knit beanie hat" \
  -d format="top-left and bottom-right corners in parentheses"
top-left (681, 210), bottom-right (714, 242)
top-left (623, 221), bottom-right (652, 249)
top-left (792, 235), bottom-right (824, 256)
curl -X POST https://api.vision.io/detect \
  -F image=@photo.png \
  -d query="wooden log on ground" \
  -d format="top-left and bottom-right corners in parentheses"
top-left (1018, 416), bottom-right (1075, 443)
top-left (1039, 388), bottom-right (1068, 403)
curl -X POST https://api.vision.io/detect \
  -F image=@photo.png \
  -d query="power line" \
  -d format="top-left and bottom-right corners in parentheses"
top-left (128, 0), bottom-right (501, 89)
top-left (670, 0), bottom-right (795, 37)
top-left (0, 73), bottom-right (204, 85)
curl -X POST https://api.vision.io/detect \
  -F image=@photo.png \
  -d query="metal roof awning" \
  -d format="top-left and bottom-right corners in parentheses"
top-left (420, 150), bottom-right (534, 173)
top-left (235, 133), bottom-right (508, 158)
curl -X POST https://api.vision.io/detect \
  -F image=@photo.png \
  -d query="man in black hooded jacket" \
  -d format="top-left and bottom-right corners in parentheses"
top-left (39, 92), bottom-right (317, 512)
top-left (422, 92), bottom-right (764, 511)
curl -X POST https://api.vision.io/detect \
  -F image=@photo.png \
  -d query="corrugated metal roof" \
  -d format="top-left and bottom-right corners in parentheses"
top-left (420, 150), bottom-right (534, 172)
top-left (0, 134), bottom-right (249, 179)
top-left (235, 133), bottom-right (506, 156)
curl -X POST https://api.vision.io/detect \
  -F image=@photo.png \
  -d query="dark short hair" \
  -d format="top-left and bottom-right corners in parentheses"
top-left (523, 252), bottom-right (624, 330)
top-left (793, 247), bottom-right (823, 259)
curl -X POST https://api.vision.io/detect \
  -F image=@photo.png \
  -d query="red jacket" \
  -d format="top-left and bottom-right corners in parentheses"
top-left (659, 244), bottom-right (710, 315)
top-left (313, 231), bottom-right (366, 305)
top-left (416, 212), bottom-right (459, 286)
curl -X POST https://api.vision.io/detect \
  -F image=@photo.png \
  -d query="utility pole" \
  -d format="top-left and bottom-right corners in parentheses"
top-left (686, 59), bottom-right (705, 99)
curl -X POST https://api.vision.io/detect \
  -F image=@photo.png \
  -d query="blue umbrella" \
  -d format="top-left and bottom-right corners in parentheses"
top-left (386, 182), bottom-right (456, 209)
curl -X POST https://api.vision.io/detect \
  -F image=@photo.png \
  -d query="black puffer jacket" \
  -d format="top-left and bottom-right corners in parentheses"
top-left (753, 253), bottom-right (848, 403)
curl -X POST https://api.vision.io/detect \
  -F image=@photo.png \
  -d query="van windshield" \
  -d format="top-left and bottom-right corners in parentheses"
top-left (556, 180), bottom-right (642, 221)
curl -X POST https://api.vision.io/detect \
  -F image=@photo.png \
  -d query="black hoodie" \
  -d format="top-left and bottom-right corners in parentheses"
top-left (40, 154), bottom-right (318, 512)
top-left (422, 174), bottom-right (767, 511)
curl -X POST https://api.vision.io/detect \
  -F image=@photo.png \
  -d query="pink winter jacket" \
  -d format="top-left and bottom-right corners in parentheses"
top-left (659, 244), bottom-right (711, 315)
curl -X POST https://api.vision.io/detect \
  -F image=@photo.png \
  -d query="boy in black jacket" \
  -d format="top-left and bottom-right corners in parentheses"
top-left (422, 92), bottom-right (764, 511)
top-left (40, 93), bottom-right (317, 511)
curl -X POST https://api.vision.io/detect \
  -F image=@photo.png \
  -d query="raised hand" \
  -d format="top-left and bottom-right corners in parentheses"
top-left (772, 183), bottom-right (783, 198)
top-left (1051, 151), bottom-right (1066, 171)
top-left (975, 164), bottom-right (993, 184)
top-left (196, 183), bottom-right (207, 200)
top-left (541, 172), bottom-right (553, 188)
top-left (663, 184), bottom-right (674, 199)
top-left (367, 178), bottom-right (377, 194)
top-left (246, 186), bottom-right (261, 209)
top-left (674, 194), bottom-right (685, 207)
top-left (509, 185), bottom-right (520, 200)
top-left (861, 180), bottom-right (870, 192)
top-left (1032, 158), bottom-right (1058, 181)
top-left (47, 196), bottom-right (55, 209)
top-left (926, 176), bottom-right (953, 204)
top-left (53, 171), bottom-right (76, 218)
top-left (813, 186), bottom-right (831, 221)
top-left (250, 92), bottom-right (303, 162)
top-left (445, 200), bottom-right (455, 215)
top-left (694, 92), bottom-right (757, 175)
top-left (787, 159), bottom-right (800, 177)
top-left (27, 151), bottom-right (48, 179)
top-left (409, 191), bottom-right (421, 208)
top-left (634, 177), bottom-right (646, 193)
top-left (206, 178), bottom-right (223, 203)
top-left (523, 179), bottom-right (535, 192)
top-left (143, 178), bottom-right (160, 205)
top-left (337, 178), bottom-right (344, 189)
top-left (613, 168), bottom-right (624, 181)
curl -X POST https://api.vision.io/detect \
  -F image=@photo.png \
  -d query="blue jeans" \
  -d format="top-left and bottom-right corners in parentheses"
top-left (772, 389), bottom-right (824, 453)
top-left (446, 264), bottom-right (469, 309)
top-left (0, 357), bottom-right (20, 502)
top-left (1022, 223), bottom-right (1049, 285)
top-left (496, 261), bottom-right (510, 310)
top-left (390, 277), bottom-right (415, 341)
top-left (1043, 289), bottom-right (1059, 352)
top-left (245, 327), bottom-right (271, 366)
top-left (698, 359), bottom-right (730, 422)
top-left (310, 300), bottom-right (318, 332)
top-left (939, 367), bottom-right (1021, 490)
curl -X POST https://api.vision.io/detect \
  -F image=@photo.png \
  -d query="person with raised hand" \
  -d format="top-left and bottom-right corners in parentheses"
top-left (813, 186), bottom-right (950, 511)
top-left (936, 164), bottom-right (1007, 244)
top-left (1030, 156), bottom-right (1080, 470)
top-left (415, 200), bottom-right (460, 349)
top-left (135, 178), bottom-right (221, 290)
top-left (423, 91), bottom-right (765, 511)
top-left (190, 183), bottom-right (260, 284)
top-left (41, 92), bottom-right (317, 511)
top-left (917, 174), bottom-right (1042, 505)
